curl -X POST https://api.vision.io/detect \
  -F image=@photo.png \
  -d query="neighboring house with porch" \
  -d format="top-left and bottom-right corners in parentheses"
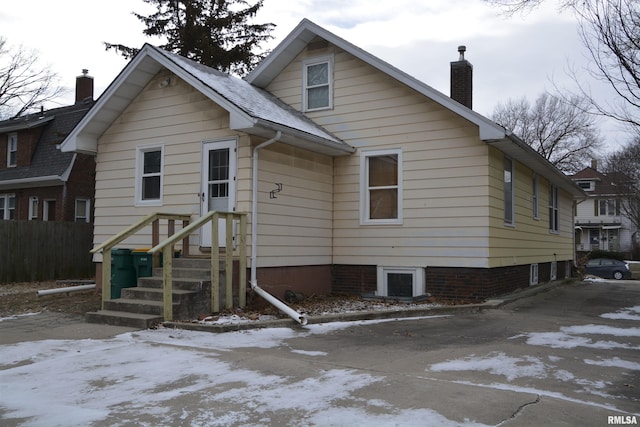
top-left (61, 19), bottom-right (583, 312)
top-left (572, 160), bottom-right (638, 255)
top-left (0, 71), bottom-right (96, 223)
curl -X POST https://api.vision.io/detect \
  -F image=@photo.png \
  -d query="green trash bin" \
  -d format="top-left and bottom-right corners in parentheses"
top-left (132, 249), bottom-right (153, 279)
top-left (111, 248), bottom-right (136, 298)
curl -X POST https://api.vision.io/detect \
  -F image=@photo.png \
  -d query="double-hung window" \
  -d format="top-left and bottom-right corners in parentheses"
top-left (549, 184), bottom-right (559, 232)
top-left (0, 194), bottom-right (16, 220)
top-left (136, 145), bottom-right (164, 206)
top-left (303, 56), bottom-right (333, 111)
top-left (504, 157), bottom-right (514, 225)
top-left (7, 133), bottom-right (17, 167)
top-left (75, 198), bottom-right (90, 222)
top-left (360, 149), bottom-right (402, 224)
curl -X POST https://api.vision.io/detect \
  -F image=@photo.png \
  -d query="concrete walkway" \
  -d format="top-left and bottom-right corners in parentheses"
top-left (0, 280), bottom-right (563, 343)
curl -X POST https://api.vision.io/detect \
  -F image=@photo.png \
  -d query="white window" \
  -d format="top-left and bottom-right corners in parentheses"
top-left (532, 173), bottom-right (539, 219)
top-left (303, 56), bottom-right (333, 111)
top-left (549, 184), bottom-right (559, 232)
top-left (530, 264), bottom-right (539, 286)
top-left (504, 157), bottom-right (514, 225)
top-left (7, 133), bottom-right (17, 167)
top-left (0, 194), bottom-right (16, 220)
top-left (550, 261), bottom-right (557, 281)
top-left (597, 199), bottom-right (619, 216)
top-left (577, 181), bottom-right (593, 191)
top-left (75, 198), bottom-right (90, 222)
top-left (135, 145), bottom-right (164, 206)
top-left (360, 149), bottom-right (403, 224)
top-left (377, 266), bottom-right (425, 298)
top-left (28, 197), bottom-right (38, 220)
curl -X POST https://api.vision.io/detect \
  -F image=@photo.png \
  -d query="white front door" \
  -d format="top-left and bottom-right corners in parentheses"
top-left (200, 139), bottom-right (237, 248)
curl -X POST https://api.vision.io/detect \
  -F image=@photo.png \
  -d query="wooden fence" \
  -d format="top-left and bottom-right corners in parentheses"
top-left (0, 221), bottom-right (94, 283)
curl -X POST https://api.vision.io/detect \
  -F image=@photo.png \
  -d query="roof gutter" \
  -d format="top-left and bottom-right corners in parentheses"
top-left (0, 175), bottom-right (65, 190)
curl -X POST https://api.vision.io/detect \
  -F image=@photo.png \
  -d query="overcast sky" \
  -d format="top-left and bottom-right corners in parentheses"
top-left (1, 0), bottom-right (630, 150)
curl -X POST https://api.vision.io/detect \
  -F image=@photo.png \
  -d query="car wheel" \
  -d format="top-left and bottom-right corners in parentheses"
top-left (613, 271), bottom-right (624, 280)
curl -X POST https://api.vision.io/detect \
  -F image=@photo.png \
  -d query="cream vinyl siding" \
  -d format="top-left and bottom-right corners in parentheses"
top-left (93, 71), bottom-right (248, 254)
top-left (253, 142), bottom-right (334, 267)
top-left (487, 147), bottom-right (574, 267)
top-left (267, 44), bottom-right (493, 268)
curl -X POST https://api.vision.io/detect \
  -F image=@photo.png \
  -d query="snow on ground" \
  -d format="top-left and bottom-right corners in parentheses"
top-left (425, 303), bottom-right (640, 410)
top-left (1, 316), bottom-right (486, 427)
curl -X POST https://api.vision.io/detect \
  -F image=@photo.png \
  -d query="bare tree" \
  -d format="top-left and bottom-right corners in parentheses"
top-left (0, 38), bottom-right (64, 119)
top-left (602, 137), bottom-right (640, 241)
top-left (492, 93), bottom-right (602, 173)
top-left (483, 0), bottom-right (640, 135)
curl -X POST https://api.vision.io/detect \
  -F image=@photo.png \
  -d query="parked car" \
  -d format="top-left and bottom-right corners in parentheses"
top-left (584, 258), bottom-right (632, 280)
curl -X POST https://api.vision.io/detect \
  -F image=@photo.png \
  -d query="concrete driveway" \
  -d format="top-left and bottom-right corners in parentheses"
top-left (0, 279), bottom-right (638, 426)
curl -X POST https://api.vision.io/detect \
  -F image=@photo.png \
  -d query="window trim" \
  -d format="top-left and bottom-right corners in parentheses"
top-left (532, 173), bottom-right (539, 219)
top-left (549, 184), bottom-right (559, 233)
top-left (302, 55), bottom-right (333, 112)
top-left (377, 266), bottom-right (425, 298)
top-left (550, 261), bottom-right (557, 281)
top-left (360, 148), bottom-right (403, 225)
top-left (7, 133), bottom-right (17, 167)
top-left (504, 156), bottom-right (515, 226)
top-left (135, 144), bottom-right (164, 206)
top-left (0, 194), bottom-right (16, 220)
top-left (530, 263), bottom-right (539, 286)
top-left (28, 196), bottom-right (38, 220)
top-left (75, 198), bottom-right (91, 223)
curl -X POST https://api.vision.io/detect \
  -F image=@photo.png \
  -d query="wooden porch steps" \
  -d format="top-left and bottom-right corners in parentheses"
top-left (86, 257), bottom-right (222, 329)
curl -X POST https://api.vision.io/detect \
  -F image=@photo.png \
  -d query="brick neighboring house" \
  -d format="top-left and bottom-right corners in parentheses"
top-left (572, 160), bottom-right (638, 255)
top-left (0, 71), bottom-right (96, 223)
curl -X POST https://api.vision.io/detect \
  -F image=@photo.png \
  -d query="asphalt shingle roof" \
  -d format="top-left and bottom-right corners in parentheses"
top-left (0, 101), bottom-right (93, 182)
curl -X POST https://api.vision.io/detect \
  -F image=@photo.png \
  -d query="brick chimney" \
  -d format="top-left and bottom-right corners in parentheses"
top-left (450, 46), bottom-right (473, 109)
top-left (75, 69), bottom-right (94, 103)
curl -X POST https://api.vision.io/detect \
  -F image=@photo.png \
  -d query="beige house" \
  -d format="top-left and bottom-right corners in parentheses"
top-left (62, 19), bottom-right (584, 303)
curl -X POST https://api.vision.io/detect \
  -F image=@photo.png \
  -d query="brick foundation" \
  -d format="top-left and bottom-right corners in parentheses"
top-left (331, 261), bottom-right (572, 301)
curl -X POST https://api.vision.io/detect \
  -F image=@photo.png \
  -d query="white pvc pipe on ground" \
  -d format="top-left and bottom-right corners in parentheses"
top-left (36, 284), bottom-right (96, 297)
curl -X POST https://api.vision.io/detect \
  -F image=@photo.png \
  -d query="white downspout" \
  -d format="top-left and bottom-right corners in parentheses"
top-left (251, 131), bottom-right (308, 326)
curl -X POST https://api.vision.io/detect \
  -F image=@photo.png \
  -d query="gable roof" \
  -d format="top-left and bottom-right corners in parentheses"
top-left (571, 166), bottom-right (625, 197)
top-left (247, 18), bottom-right (507, 141)
top-left (60, 44), bottom-right (354, 157)
top-left (0, 101), bottom-right (93, 190)
top-left (247, 19), bottom-right (584, 198)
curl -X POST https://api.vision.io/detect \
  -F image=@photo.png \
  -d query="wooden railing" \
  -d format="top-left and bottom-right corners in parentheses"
top-left (90, 213), bottom-right (192, 307)
top-left (148, 211), bottom-right (247, 321)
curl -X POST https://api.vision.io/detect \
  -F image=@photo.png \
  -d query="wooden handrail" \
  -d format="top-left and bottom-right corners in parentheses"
top-left (148, 211), bottom-right (248, 321)
top-left (91, 212), bottom-right (192, 254)
top-left (92, 212), bottom-right (192, 309)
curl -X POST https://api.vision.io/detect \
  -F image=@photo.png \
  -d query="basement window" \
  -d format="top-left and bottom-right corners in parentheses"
top-left (377, 266), bottom-right (425, 298)
top-left (530, 264), bottom-right (539, 286)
